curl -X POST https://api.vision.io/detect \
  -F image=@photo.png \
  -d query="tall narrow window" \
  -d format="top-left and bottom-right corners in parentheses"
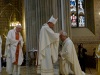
top-left (70, 0), bottom-right (85, 27)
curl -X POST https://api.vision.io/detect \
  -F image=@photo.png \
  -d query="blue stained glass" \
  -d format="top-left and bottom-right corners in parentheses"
top-left (79, 16), bottom-right (85, 27)
top-left (70, 0), bottom-right (76, 12)
top-left (78, 0), bottom-right (85, 27)
top-left (78, 0), bottom-right (84, 14)
top-left (70, 0), bottom-right (85, 27)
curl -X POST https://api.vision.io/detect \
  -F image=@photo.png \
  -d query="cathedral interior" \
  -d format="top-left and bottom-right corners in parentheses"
top-left (0, 0), bottom-right (100, 75)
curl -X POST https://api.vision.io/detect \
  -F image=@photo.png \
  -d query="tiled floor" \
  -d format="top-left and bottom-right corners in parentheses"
top-left (1, 66), bottom-right (27, 75)
top-left (85, 68), bottom-right (97, 75)
top-left (0, 66), bottom-right (97, 75)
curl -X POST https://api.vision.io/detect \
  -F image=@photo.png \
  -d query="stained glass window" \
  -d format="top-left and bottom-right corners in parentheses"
top-left (70, 0), bottom-right (85, 27)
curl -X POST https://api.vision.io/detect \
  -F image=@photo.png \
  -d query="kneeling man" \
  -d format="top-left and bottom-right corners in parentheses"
top-left (59, 31), bottom-right (84, 75)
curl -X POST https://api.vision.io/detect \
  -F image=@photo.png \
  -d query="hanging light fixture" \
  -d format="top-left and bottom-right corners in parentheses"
top-left (10, 21), bottom-right (21, 27)
top-left (10, 13), bottom-right (21, 27)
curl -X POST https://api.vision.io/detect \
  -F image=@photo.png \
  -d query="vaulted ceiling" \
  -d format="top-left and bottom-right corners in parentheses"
top-left (0, 0), bottom-right (23, 53)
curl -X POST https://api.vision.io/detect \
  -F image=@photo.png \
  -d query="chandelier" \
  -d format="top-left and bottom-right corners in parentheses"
top-left (10, 21), bottom-right (21, 27)
top-left (9, 13), bottom-right (21, 28)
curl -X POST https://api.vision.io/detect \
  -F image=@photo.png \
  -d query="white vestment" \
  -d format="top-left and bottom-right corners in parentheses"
top-left (0, 36), bottom-right (2, 72)
top-left (5, 29), bottom-right (24, 74)
top-left (38, 24), bottom-right (59, 75)
top-left (59, 37), bottom-right (84, 75)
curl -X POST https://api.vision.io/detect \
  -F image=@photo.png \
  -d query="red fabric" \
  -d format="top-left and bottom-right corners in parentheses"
top-left (13, 32), bottom-right (19, 65)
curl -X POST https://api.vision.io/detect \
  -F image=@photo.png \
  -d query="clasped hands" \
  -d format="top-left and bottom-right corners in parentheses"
top-left (18, 40), bottom-right (21, 45)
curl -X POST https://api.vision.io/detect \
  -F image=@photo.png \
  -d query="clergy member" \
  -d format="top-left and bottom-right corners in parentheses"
top-left (96, 44), bottom-right (100, 75)
top-left (59, 31), bottom-right (85, 75)
top-left (38, 15), bottom-right (59, 75)
top-left (0, 36), bottom-right (2, 72)
top-left (5, 25), bottom-right (24, 75)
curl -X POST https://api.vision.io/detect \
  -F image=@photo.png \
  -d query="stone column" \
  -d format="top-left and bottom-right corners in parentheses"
top-left (66, 0), bottom-right (72, 38)
top-left (60, 0), bottom-right (72, 37)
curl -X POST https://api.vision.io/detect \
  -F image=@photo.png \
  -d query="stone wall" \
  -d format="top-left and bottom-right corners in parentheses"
top-left (72, 0), bottom-right (100, 55)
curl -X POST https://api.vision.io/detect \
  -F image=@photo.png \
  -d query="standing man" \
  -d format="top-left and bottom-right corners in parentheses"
top-left (78, 43), bottom-right (87, 72)
top-left (0, 36), bottom-right (2, 72)
top-left (38, 16), bottom-right (59, 75)
top-left (5, 25), bottom-right (24, 75)
top-left (59, 31), bottom-right (85, 75)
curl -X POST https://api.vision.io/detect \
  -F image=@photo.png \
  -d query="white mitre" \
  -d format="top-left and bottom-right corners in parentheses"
top-left (48, 15), bottom-right (58, 24)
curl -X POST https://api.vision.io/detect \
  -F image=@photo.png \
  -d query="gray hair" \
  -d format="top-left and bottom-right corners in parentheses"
top-left (61, 31), bottom-right (67, 37)
top-left (16, 25), bottom-right (22, 28)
